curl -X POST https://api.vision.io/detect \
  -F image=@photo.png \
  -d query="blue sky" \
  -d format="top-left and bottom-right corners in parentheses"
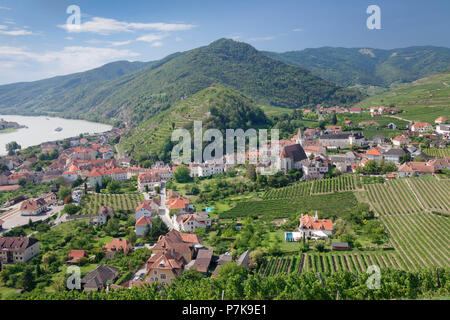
top-left (0, 0), bottom-right (449, 84)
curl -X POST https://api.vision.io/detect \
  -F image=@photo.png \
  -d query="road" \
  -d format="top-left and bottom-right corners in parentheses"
top-left (0, 204), bottom-right (64, 234)
top-left (142, 187), bottom-right (174, 230)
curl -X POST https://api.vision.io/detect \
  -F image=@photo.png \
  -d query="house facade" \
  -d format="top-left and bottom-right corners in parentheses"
top-left (0, 236), bottom-right (40, 264)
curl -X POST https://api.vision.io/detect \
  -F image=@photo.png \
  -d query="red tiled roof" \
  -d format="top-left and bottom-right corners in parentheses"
top-left (135, 216), bottom-right (152, 227)
top-left (300, 214), bottom-right (333, 231)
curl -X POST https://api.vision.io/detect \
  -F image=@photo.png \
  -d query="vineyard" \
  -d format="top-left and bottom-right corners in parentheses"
top-left (422, 147), bottom-right (450, 158)
top-left (219, 192), bottom-right (357, 219)
top-left (364, 177), bottom-right (450, 270)
top-left (78, 193), bottom-right (144, 215)
top-left (258, 252), bottom-right (403, 276)
top-left (263, 175), bottom-right (357, 200)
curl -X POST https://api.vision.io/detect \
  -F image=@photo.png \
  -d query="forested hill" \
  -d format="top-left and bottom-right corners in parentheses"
top-left (264, 46), bottom-right (450, 88)
top-left (117, 85), bottom-right (270, 162)
top-left (0, 60), bottom-right (151, 117)
top-left (0, 39), bottom-right (364, 124)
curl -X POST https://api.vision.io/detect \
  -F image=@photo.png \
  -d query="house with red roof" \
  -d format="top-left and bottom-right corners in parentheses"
top-left (166, 196), bottom-right (191, 214)
top-left (138, 172), bottom-right (161, 193)
top-left (435, 117), bottom-right (447, 125)
top-left (398, 162), bottom-right (435, 177)
top-left (104, 238), bottom-right (132, 260)
top-left (135, 199), bottom-right (160, 220)
top-left (365, 147), bottom-right (384, 161)
top-left (299, 213), bottom-right (334, 239)
top-left (392, 135), bottom-right (410, 147)
top-left (19, 198), bottom-right (46, 216)
top-left (172, 212), bottom-right (211, 232)
top-left (67, 250), bottom-right (88, 265)
top-left (135, 216), bottom-right (152, 237)
top-left (411, 122), bottom-right (433, 133)
top-left (349, 107), bottom-right (362, 114)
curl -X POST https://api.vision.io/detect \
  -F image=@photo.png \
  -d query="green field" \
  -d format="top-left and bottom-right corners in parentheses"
top-left (78, 193), bottom-right (144, 215)
top-left (423, 147), bottom-right (450, 158)
top-left (263, 175), bottom-right (358, 200)
top-left (356, 72), bottom-right (450, 123)
top-left (220, 192), bottom-right (358, 219)
top-left (364, 177), bottom-right (450, 270)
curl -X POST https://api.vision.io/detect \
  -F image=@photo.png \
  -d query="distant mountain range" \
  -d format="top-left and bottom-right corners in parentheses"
top-left (264, 46), bottom-right (450, 88)
top-left (0, 39), bottom-right (364, 124)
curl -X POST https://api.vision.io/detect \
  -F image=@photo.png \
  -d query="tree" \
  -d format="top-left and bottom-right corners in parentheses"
top-left (247, 164), bottom-right (257, 181)
top-left (19, 266), bottom-right (35, 291)
top-left (331, 112), bottom-right (338, 125)
top-left (174, 165), bottom-right (191, 183)
top-left (106, 181), bottom-right (121, 194)
top-left (6, 141), bottom-right (21, 155)
top-left (58, 186), bottom-right (71, 201)
top-left (62, 204), bottom-right (79, 215)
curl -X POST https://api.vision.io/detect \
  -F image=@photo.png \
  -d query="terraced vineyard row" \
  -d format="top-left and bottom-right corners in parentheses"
top-left (408, 178), bottom-right (450, 213)
top-left (78, 193), bottom-right (144, 215)
top-left (310, 175), bottom-right (357, 194)
top-left (380, 212), bottom-right (450, 270)
top-left (365, 179), bottom-right (423, 215)
top-left (263, 175), bottom-right (357, 200)
top-left (263, 182), bottom-right (312, 199)
top-left (258, 252), bottom-right (402, 276)
top-left (422, 147), bottom-right (450, 158)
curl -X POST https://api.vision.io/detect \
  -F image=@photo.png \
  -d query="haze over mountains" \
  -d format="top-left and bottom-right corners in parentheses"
top-left (0, 39), bottom-right (365, 124)
top-left (265, 46), bottom-right (450, 88)
top-left (0, 39), bottom-right (448, 128)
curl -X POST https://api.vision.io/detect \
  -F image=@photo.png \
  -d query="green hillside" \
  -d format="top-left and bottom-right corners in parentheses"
top-left (118, 86), bottom-right (269, 162)
top-left (265, 46), bottom-right (450, 88)
top-left (0, 60), bottom-right (151, 120)
top-left (356, 72), bottom-right (450, 123)
top-left (0, 39), bottom-right (364, 124)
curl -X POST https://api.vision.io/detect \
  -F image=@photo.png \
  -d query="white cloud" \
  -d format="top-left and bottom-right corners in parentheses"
top-left (293, 28), bottom-right (303, 32)
top-left (110, 40), bottom-right (133, 47)
top-left (247, 36), bottom-right (275, 41)
top-left (174, 37), bottom-right (183, 42)
top-left (0, 24), bottom-right (35, 36)
top-left (0, 6), bottom-right (11, 10)
top-left (65, 36), bottom-right (74, 40)
top-left (0, 45), bottom-right (139, 79)
top-left (151, 41), bottom-right (163, 47)
top-left (59, 17), bottom-right (195, 35)
top-left (136, 33), bottom-right (167, 43)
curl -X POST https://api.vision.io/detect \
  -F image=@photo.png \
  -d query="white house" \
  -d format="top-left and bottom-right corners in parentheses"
top-left (135, 216), bottom-right (152, 237)
top-left (138, 173), bottom-right (161, 193)
top-left (172, 212), bottom-right (211, 232)
top-left (135, 199), bottom-right (159, 220)
top-left (298, 213), bottom-right (334, 239)
top-left (411, 122), bottom-right (433, 133)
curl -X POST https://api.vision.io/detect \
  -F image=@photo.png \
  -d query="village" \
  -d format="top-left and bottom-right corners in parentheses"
top-left (0, 104), bottom-right (448, 294)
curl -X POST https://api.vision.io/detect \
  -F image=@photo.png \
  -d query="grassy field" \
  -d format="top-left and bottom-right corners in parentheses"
top-left (219, 192), bottom-right (358, 219)
top-left (423, 147), bottom-right (450, 158)
top-left (78, 193), bottom-right (144, 215)
top-left (356, 72), bottom-right (450, 123)
top-left (364, 177), bottom-right (450, 270)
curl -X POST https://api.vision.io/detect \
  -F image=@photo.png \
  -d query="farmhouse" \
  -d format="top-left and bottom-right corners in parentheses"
top-left (319, 132), bottom-right (365, 149)
top-left (19, 198), bottom-right (46, 216)
top-left (104, 238), bottom-right (132, 260)
top-left (398, 162), bottom-right (435, 177)
top-left (0, 236), bottom-right (40, 264)
top-left (137, 172), bottom-right (161, 193)
top-left (392, 135), bottom-right (410, 146)
top-left (81, 264), bottom-right (119, 292)
top-left (298, 213), bottom-right (333, 239)
top-left (135, 216), bottom-right (152, 237)
top-left (135, 199), bottom-right (159, 220)
top-left (411, 122), bottom-right (433, 133)
top-left (172, 212), bottom-right (211, 232)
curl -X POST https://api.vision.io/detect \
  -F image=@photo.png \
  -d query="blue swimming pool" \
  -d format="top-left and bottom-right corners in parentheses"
top-left (285, 232), bottom-right (293, 242)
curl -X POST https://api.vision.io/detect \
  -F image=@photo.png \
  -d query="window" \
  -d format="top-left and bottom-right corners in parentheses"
top-left (154, 270), bottom-right (157, 275)
top-left (160, 274), bottom-right (166, 280)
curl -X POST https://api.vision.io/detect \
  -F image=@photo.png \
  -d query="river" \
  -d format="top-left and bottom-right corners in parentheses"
top-left (0, 115), bottom-right (112, 155)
